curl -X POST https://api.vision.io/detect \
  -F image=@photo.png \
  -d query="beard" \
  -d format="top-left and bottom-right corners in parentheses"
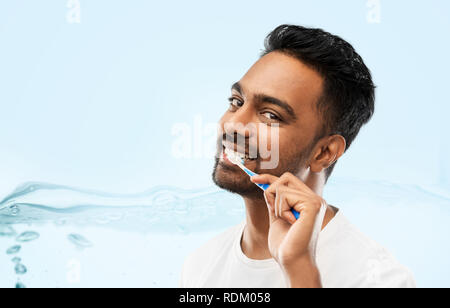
top-left (211, 157), bottom-right (262, 197)
top-left (211, 140), bottom-right (314, 198)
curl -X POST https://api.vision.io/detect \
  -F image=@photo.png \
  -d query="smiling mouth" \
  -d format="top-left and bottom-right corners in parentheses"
top-left (221, 145), bottom-right (258, 162)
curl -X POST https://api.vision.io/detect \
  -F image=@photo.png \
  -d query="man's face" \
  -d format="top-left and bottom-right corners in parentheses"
top-left (212, 51), bottom-right (325, 197)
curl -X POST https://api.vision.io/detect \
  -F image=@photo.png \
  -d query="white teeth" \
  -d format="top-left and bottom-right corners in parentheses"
top-left (224, 148), bottom-right (256, 164)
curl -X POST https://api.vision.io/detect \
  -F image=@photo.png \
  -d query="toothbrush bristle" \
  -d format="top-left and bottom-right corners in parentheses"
top-left (224, 148), bottom-right (244, 165)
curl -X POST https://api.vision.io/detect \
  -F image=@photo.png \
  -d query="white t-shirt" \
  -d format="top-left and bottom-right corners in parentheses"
top-left (179, 209), bottom-right (416, 288)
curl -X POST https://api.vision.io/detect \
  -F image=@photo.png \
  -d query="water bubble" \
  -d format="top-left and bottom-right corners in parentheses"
top-left (9, 205), bottom-right (20, 216)
top-left (12, 257), bottom-right (21, 264)
top-left (15, 263), bottom-right (27, 275)
top-left (15, 281), bottom-right (26, 288)
top-left (0, 225), bottom-right (16, 237)
top-left (68, 234), bottom-right (93, 248)
top-left (16, 231), bottom-right (40, 243)
top-left (6, 245), bottom-right (21, 255)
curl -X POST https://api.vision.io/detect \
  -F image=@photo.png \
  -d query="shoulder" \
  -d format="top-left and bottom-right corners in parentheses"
top-left (179, 220), bottom-right (244, 287)
top-left (318, 211), bottom-right (416, 288)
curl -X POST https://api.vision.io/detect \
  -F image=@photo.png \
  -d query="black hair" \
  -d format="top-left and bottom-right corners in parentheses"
top-left (261, 24), bottom-right (375, 181)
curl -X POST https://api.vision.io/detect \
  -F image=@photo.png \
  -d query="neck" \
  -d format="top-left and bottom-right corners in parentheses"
top-left (241, 195), bottom-right (272, 260)
top-left (240, 170), bottom-right (329, 260)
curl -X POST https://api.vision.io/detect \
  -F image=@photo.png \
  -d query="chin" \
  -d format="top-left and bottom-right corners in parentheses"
top-left (212, 159), bottom-right (262, 197)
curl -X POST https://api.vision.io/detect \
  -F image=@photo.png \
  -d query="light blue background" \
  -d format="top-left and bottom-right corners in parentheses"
top-left (1, 0), bottom-right (450, 288)
top-left (1, 1), bottom-right (449, 197)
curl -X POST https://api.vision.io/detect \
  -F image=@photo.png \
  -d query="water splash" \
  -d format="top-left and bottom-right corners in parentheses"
top-left (0, 182), bottom-right (243, 233)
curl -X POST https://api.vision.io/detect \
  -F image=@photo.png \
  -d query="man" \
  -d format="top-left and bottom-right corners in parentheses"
top-left (179, 24), bottom-right (415, 288)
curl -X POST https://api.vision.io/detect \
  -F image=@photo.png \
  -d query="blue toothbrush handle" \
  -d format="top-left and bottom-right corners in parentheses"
top-left (243, 168), bottom-right (300, 220)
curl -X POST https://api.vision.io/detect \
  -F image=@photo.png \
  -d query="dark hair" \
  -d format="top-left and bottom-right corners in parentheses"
top-left (261, 24), bottom-right (375, 181)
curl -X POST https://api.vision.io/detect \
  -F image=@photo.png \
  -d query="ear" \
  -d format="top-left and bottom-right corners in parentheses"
top-left (309, 135), bottom-right (346, 173)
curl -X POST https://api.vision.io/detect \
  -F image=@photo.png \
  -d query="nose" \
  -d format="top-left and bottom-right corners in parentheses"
top-left (222, 105), bottom-right (258, 141)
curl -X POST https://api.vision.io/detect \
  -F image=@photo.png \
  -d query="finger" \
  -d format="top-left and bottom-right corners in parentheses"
top-left (263, 176), bottom-right (285, 210)
top-left (253, 173), bottom-right (297, 188)
top-left (275, 198), bottom-right (322, 253)
top-left (277, 185), bottom-right (318, 215)
top-left (272, 189), bottom-right (297, 227)
top-left (275, 186), bottom-right (321, 221)
top-left (275, 187), bottom-right (306, 224)
top-left (278, 192), bottom-right (298, 225)
top-left (250, 173), bottom-right (279, 185)
top-left (284, 205), bottom-right (318, 251)
top-left (274, 187), bottom-right (282, 219)
top-left (262, 174), bottom-right (314, 218)
top-left (278, 172), bottom-right (308, 191)
top-left (264, 191), bottom-right (276, 224)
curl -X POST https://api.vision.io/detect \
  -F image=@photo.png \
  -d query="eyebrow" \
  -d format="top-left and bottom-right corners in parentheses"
top-left (231, 81), bottom-right (297, 120)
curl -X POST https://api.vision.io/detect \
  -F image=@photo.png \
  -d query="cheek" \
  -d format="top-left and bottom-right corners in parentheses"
top-left (256, 126), bottom-right (287, 166)
top-left (276, 132), bottom-right (304, 162)
top-left (258, 126), bottom-right (292, 152)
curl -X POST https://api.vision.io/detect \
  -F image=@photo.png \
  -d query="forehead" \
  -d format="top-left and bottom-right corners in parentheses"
top-left (239, 52), bottom-right (324, 115)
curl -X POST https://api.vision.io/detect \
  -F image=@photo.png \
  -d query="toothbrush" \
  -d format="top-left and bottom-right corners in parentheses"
top-left (224, 148), bottom-right (300, 220)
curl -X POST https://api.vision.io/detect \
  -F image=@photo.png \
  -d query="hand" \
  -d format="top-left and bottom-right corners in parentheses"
top-left (251, 172), bottom-right (325, 287)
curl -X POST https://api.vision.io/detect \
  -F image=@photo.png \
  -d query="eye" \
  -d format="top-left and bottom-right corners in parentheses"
top-left (261, 111), bottom-right (281, 121)
top-left (228, 97), bottom-right (244, 109)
